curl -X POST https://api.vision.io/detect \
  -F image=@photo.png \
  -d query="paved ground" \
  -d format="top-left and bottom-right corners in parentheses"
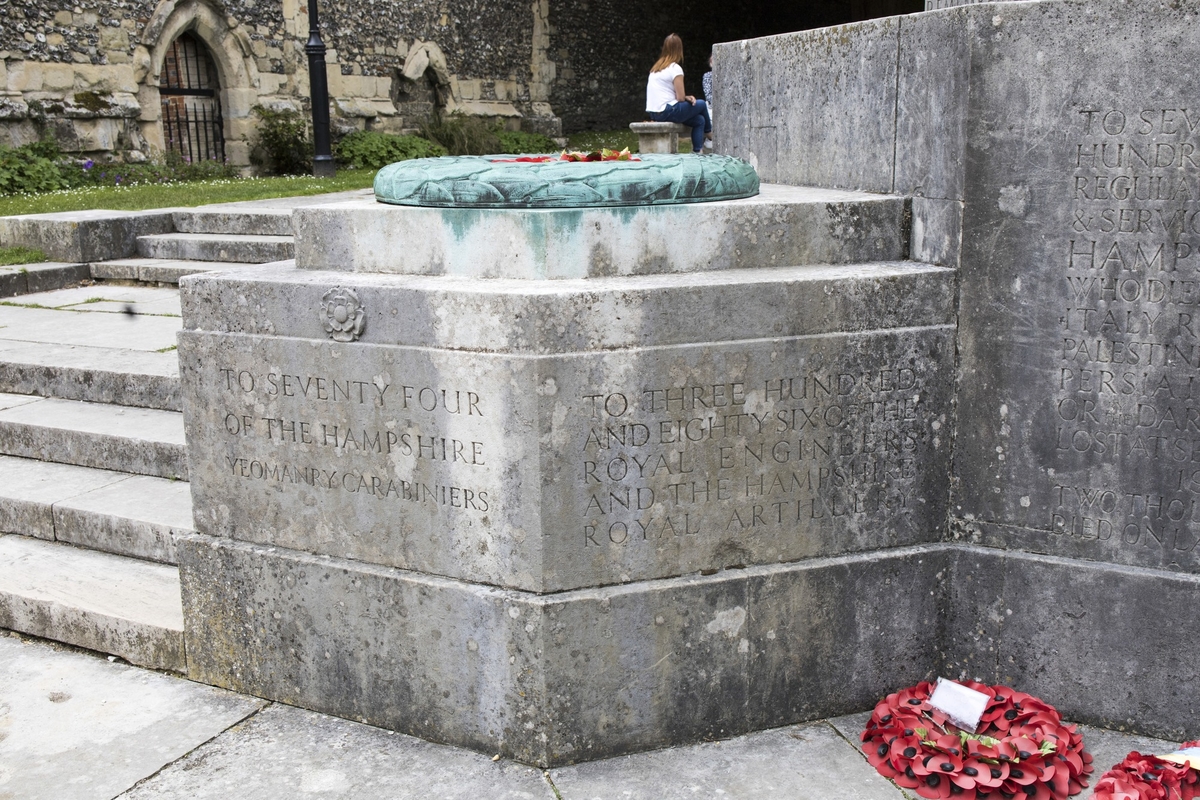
top-left (0, 630), bottom-right (1179, 800)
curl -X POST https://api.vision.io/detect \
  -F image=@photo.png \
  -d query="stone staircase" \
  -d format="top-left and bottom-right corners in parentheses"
top-left (93, 205), bottom-right (298, 284)
top-left (0, 197), bottom-right (326, 674)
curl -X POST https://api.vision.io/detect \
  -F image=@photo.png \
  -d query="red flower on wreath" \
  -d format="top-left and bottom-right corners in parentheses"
top-left (862, 681), bottom-right (1094, 800)
top-left (491, 148), bottom-right (640, 163)
top-left (1090, 742), bottom-right (1200, 800)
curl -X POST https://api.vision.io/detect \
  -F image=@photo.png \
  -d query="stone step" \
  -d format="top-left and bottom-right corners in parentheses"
top-left (91, 257), bottom-right (227, 285)
top-left (0, 261), bottom-right (90, 298)
top-left (0, 455), bottom-right (192, 564)
top-left (0, 392), bottom-right (187, 479)
top-left (0, 340), bottom-right (180, 411)
top-left (0, 533), bottom-right (184, 672)
top-left (137, 233), bottom-right (294, 264)
top-left (172, 208), bottom-right (294, 237)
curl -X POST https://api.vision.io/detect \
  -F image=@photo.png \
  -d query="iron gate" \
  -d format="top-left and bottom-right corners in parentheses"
top-left (159, 32), bottom-right (225, 163)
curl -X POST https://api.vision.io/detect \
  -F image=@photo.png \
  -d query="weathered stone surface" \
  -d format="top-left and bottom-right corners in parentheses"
top-left (172, 208), bottom-right (294, 236)
top-left (717, 19), bottom-right (899, 192)
top-left (0, 262), bottom-right (90, 298)
top-left (941, 1), bottom-right (1200, 575)
top-left (0, 340), bottom-right (181, 410)
top-left (0, 534), bottom-right (184, 672)
top-left (943, 546), bottom-right (1200, 743)
top-left (0, 454), bottom-right (130, 540)
top-left (54, 474), bottom-right (193, 563)
top-left (549, 720), bottom-right (908, 800)
top-left (293, 185), bottom-right (909, 278)
top-left (180, 534), bottom-right (948, 767)
top-left (0, 395), bottom-right (187, 479)
top-left (0, 210), bottom-right (173, 263)
top-left (0, 302), bottom-right (181, 352)
top-left (119, 702), bottom-right (555, 800)
top-left (373, 154), bottom-right (758, 209)
top-left (137, 232), bottom-right (295, 264)
top-left (180, 260), bottom-right (954, 592)
top-left (0, 633), bottom-right (263, 800)
top-left (182, 260), bottom-right (953, 353)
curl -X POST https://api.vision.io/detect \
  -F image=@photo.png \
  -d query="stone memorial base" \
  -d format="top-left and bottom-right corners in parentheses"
top-left (177, 184), bottom-right (958, 765)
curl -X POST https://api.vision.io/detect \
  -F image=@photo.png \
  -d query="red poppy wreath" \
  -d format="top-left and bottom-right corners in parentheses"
top-left (1090, 742), bottom-right (1200, 800)
top-left (861, 681), bottom-right (1094, 800)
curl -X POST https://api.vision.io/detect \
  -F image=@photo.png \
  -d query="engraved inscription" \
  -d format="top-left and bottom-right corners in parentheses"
top-left (577, 364), bottom-right (938, 550)
top-left (213, 366), bottom-right (493, 514)
top-left (1050, 105), bottom-right (1200, 558)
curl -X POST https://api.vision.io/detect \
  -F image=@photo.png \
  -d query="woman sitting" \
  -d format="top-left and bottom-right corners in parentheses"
top-left (645, 33), bottom-right (712, 154)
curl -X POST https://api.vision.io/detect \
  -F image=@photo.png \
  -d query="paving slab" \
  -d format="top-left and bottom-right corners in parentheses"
top-left (0, 339), bottom-right (180, 410)
top-left (0, 395), bottom-right (187, 478)
top-left (0, 632), bottom-right (263, 800)
top-left (548, 720), bottom-right (907, 800)
top-left (0, 535), bottom-right (184, 671)
top-left (0, 391), bottom-right (40, 411)
top-left (10, 285), bottom-right (182, 316)
top-left (0, 303), bottom-right (180, 351)
top-left (0, 454), bottom-right (131, 540)
top-left (54, 473), bottom-right (193, 563)
top-left (117, 702), bottom-right (556, 800)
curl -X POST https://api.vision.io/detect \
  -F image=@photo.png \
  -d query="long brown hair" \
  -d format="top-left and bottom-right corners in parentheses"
top-left (651, 33), bottom-right (684, 73)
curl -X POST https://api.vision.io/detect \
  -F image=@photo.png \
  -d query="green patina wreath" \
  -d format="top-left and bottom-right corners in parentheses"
top-left (373, 153), bottom-right (759, 209)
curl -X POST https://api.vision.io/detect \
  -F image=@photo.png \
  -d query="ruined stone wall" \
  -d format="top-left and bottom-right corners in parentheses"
top-left (0, 0), bottom-right (558, 166)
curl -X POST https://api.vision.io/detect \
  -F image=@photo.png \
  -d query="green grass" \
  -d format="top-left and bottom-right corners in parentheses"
top-left (0, 246), bottom-right (48, 266)
top-left (566, 129), bottom-right (639, 154)
top-left (0, 170), bottom-right (377, 216)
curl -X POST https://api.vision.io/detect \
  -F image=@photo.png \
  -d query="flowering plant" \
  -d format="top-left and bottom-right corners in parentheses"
top-left (862, 681), bottom-right (1093, 800)
top-left (492, 148), bottom-right (639, 163)
top-left (1090, 743), bottom-right (1200, 800)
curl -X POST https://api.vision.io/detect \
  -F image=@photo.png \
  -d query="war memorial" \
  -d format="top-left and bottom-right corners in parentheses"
top-left (0, 0), bottom-right (1198, 782)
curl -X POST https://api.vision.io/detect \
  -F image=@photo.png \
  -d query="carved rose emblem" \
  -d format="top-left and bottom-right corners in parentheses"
top-left (320, 287), bottom-right (366, 342)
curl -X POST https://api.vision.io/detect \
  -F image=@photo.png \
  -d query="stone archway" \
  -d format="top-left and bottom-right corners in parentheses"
top-left (140, 0), bottom-right (260, 165)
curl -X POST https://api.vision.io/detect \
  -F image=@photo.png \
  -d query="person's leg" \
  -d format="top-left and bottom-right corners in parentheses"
top-left (695, 99), bottom-right (711, 134)
top-left (657, 102), bottom-right (705, 152)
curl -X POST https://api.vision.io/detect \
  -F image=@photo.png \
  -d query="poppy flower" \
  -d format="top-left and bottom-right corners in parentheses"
top-left (861, 681), bottom-right (1093, 800)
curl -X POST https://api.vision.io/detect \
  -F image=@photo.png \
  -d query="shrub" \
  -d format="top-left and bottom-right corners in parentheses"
top-left (419, 113), bottom-right (503, 156)
top-left (250, 105), bottom-right (311, 175)
top-left (58, 150), bottom-right (237, 189)
top-left (496, 129), bottom-right (559, 154)
top-left (333, 131), bottom-right (446, 169)
top-left (0, 139), bottom-right (69, 195)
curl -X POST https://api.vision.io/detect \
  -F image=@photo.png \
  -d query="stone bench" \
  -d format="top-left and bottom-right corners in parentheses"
top-left (629, 121), bottom-right (690, 154)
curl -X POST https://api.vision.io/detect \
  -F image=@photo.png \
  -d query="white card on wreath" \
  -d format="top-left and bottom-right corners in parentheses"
top-left (1159, 747), bottom-right (1200, 769)
top-left (928, 678), bottom-right (990, 733)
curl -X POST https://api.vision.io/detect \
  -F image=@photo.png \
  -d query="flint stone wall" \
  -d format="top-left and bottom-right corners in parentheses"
top-left (0, 0), bottom-right (558, 163)
top-left (718, 0), bottom-right (1200, 738)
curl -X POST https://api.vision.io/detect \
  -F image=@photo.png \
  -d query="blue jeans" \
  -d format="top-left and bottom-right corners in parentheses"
top-left (649, 100), bottom-right (712, 152)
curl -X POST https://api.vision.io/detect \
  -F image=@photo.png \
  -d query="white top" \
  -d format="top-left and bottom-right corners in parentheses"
top-left (646, 63), bottom-right (683, 113)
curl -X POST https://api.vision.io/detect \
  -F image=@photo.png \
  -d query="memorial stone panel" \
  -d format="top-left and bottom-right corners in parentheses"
top-left (952, 1), bottom-right (1200, 574)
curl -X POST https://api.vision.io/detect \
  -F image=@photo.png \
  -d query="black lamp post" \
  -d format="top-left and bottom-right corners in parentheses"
top-left (305, 0), bottom-right (335, 178)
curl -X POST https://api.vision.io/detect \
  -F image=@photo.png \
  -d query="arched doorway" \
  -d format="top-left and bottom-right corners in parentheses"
top-left (159, 31), bottom-right (225, 162)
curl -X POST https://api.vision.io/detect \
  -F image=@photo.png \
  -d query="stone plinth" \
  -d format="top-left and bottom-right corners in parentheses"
top-left (178, 177), bottom-right (955, 765)
top-left (292, 184), bottom-right (908, 278)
